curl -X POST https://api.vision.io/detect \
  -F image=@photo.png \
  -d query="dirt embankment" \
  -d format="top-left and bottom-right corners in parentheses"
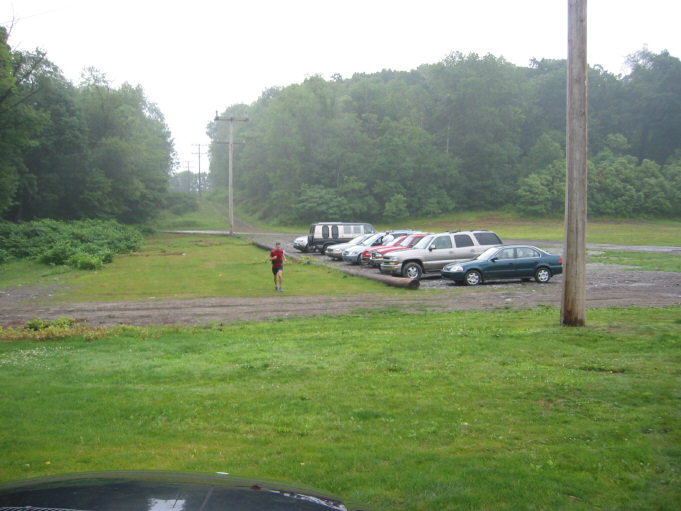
top-left (1, 233), bottom-right (679, 327)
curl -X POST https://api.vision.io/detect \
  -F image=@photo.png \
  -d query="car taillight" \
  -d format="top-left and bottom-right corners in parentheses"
top-left (558, 257), bottom-right (563, 264)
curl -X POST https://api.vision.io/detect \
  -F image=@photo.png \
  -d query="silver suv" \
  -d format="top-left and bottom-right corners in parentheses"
top-left (379, 230), bottom-right (503, 279)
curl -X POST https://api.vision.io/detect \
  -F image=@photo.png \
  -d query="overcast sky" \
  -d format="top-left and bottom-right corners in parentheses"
top-left (3, 0), bottom-right (680, 174)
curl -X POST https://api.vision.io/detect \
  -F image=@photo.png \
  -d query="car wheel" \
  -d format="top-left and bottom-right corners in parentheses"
top-left (402, 262), bottom-right (423, 280)
top-left (464, 270), bottom-right (482, 286)
top-left (535, 267), bottom-right (552, 283)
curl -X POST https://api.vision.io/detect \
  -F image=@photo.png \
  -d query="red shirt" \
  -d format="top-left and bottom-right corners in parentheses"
top-left (270, 249), bottom-right (284, 269)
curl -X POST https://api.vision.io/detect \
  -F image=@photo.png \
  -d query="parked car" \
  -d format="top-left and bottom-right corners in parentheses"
top-left (0, 471), bottom-right (356, 510)
top-left (293, 235), bottom-right (310, 252)
top-left (341, 232), bottom-right (395, 264)
top-left (343, 230), bottom-right (416, 264)
top-left (380, 230), bottom-right (503, 279)
top-left (359, 235), bottom-right (408, 265)
top-left (325, 234), bottom-right (373, 260)
top-left (441, 245), bottom-right (563, 285)
top-left (368, 233), bottom-right (428, 267)
top-left (307, 222), bottom-right (375, 254)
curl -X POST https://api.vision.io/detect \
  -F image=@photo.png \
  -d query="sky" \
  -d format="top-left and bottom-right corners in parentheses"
top-left (2, 0), bottom-right (680, 175)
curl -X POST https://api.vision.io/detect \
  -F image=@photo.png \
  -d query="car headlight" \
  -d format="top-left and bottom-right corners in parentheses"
top-left (446, 265), bottom-right (464, 272)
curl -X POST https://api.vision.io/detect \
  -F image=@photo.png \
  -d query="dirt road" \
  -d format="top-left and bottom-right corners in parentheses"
top-left (1, 232), bottom-right (679, 327)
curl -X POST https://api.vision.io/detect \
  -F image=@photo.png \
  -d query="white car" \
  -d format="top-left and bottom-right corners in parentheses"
top-left (324, 234), bottom-right (372, 260)
top-left (293, 235), bottom-right (309, 252)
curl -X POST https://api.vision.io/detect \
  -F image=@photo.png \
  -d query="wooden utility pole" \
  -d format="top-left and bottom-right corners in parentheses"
top-left (184, 161), bottom-right (192, 193)
top-left (192, 144), bottom-right (205, 197)
top-left (214, 113), bottom-right (248, 235)
top-left (562, 0), bottom-right (588, 326)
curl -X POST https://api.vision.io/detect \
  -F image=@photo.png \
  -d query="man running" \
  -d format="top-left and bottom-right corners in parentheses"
top-left (269, 242), bottom-right (287, 292)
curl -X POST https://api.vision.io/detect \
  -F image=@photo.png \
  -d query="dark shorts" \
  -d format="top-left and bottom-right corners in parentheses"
top-left (272, 265), bottom-right (283, 275)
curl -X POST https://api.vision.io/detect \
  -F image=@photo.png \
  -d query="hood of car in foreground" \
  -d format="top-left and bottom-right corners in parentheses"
top-left (0, 472), bottom-right (356, 511)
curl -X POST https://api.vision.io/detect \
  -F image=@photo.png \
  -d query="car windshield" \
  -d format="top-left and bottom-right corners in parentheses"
top-left (477, 247), bottom-right (502, 260)
top-left (399, 235), bottom-right (416, 247)
top-left (359, 233), bottom-right (381, 246)
top-left (386, 236), bottom-right (405, 246)
top-left (350, 234), bottom-right (370, 244)
top-left (412, 235), bottom-right (435, 249)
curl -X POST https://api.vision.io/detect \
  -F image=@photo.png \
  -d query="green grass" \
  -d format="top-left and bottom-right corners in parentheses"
top-left (0, 233), bottom-right (400, 302)
top-left (152, 200), bottom-right (681, 246)
top-left (0, 307), bottom-right (679, 510)
top-left (589, 251), bottom-right (681, 272)
top-left (399, 211), bottom-right (681, 246)
top-left (152, 198), bottom-right (307, 233)
top-left (151, 200), bottom-right (233, 231)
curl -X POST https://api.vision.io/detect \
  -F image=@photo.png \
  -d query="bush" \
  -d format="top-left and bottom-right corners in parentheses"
top-left (0, 219), bottom-right (143, 270)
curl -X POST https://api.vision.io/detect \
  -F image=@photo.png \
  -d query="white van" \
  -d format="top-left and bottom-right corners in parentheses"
top-left (307, 222), bottom-right (376, 254)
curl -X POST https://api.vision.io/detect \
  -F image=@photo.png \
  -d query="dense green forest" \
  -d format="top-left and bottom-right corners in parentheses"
top-left (0, 26), bottom-right (174, 223)
top-left (2, 21), bottom-right (680, 226)
top-left (209, 50), bottom-right (681, 223)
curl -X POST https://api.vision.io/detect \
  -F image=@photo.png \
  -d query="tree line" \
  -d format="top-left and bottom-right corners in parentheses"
top-left (0, 26), bottom-right (174, 223)
top-left (209, 49), bottom-right (681, 223)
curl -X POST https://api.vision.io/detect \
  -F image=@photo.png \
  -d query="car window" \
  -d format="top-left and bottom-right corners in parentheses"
top-left (432, 236), bottom-right (453, 249)
top-left (517, 247), bottom-right (539, 258)
top-left (454, 234), bottom-right (474, 247)
top-left (478, 247), bottom-right (499, 260)
top-left (413, 235), bottom-right (434, 249)
top-left (322, 225), bottom-right (329, 238)
top-left (497, 248), bottom-right (516, 259)
top-left (331, 225), bottom-right (339, 238)
top-left (474, 232), bottom-right (502, 245)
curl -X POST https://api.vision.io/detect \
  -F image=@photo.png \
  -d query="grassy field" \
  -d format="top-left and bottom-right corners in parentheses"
top-left (1, 213), bottom-right (680, 509)
top-left (152, 199), bottom-right (681, 246)
top-left (411, 211), bottom-right (681, 246)
top-left (0, 234), bottom-right (402, 302)
top-left (1, 307), bottom-right (679, 509)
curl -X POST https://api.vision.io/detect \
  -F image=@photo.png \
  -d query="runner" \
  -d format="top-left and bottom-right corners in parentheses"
top-left (269, 242), bottom-right (287, 292)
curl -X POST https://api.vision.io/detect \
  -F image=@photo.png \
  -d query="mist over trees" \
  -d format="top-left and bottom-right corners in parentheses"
top-left (209, 49), bottom-right (681, 223)
top-left (2, 21), bottom-right (680, 226)
top-left (0, 26), bottom-right (175, 223)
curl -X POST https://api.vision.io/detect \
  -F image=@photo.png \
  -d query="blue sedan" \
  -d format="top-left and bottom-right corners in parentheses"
top-left (441, 245), bottom-right (563, 285)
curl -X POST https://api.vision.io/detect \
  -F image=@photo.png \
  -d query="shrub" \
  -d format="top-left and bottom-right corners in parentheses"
top-left (0, 219), bottom-right (143, 270)
top-left (68, 252), bottom-right (104, 270)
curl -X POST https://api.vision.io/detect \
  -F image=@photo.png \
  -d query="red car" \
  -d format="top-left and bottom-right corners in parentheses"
top-left (367, 233), bottom-right (428, 267)
top-left (359, 235), bottom-right (407, 265)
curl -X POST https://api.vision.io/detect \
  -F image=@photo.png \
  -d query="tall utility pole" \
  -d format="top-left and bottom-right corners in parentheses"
top-left (192, 144), bottom-right (205, 197)
top-left (214, 113), bottom-right (248, 235)
top-left (185, 161), bottom-right (192, 193)
top-left (562, 0), bottom-right (588, 326)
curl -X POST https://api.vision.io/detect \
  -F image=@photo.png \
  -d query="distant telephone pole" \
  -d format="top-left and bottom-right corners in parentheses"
top-left (214, 113), bottom-right (248, 235)
top-left (192, 144), bottom-right (205, 197)
top-left (562, 0), bottom-right (588, 326)
top-left (185, 161), bottom-right (192, 193)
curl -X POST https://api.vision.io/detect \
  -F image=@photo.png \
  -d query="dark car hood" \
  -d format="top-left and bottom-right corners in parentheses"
top-left (0, 472), bottom-right (352, 511)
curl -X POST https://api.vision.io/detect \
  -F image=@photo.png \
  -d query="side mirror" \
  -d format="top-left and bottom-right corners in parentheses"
top-left (491, 257), bottom-right (498, 262)
top-left (428, 246), bottom-right (434, 252)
